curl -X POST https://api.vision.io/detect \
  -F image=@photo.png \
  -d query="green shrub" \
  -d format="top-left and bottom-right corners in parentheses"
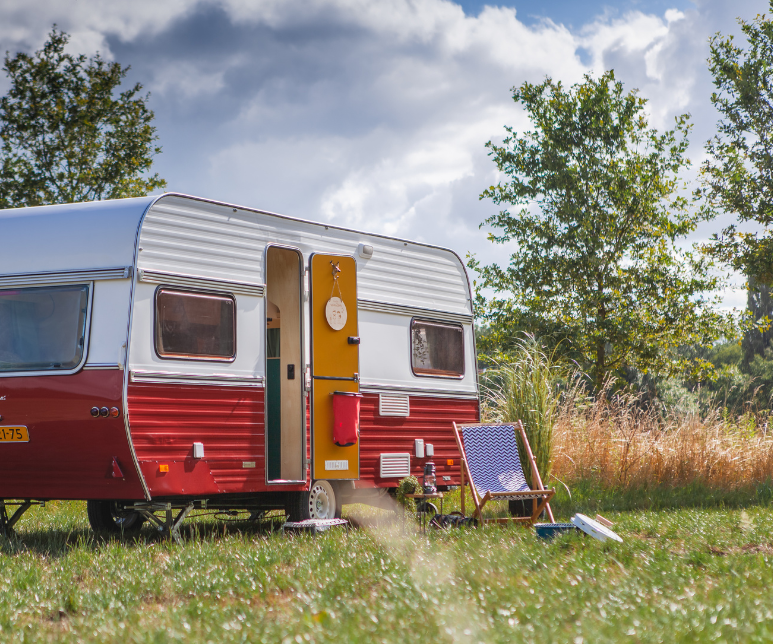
top-left (395, 476), bottom-right (419, 513)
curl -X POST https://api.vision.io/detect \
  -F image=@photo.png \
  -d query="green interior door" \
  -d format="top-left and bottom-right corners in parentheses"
top-left (266, 328), bottom-right (281, 480)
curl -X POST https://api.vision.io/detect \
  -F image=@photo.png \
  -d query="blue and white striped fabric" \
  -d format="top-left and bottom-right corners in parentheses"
top-left (461, 424), bottom-right (531, 496)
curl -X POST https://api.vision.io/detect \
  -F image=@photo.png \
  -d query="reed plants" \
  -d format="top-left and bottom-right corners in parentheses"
top-left (481, 335), bottom-right (563, 487)
top-left (552, 379), bottom-right (773, 492)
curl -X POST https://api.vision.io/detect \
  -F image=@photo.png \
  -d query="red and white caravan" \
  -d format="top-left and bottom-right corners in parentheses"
top-left (0, 193), bottom-right (479, 537)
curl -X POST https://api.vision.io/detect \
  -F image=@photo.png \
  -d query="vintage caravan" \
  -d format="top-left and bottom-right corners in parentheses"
top-left (0, 193), bottom-right (479, 537)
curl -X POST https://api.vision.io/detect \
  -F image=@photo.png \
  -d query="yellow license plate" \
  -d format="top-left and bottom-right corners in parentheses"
top-left (0, 426), bottom-right (29, 442)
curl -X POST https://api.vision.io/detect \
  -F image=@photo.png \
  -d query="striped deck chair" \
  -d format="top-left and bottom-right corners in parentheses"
top-left (453, 421), bottom-right (555, 525)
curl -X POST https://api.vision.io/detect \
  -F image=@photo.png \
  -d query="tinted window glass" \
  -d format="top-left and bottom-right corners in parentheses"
top-left (411, 320), bottom-right (465, 377)
top-left (156, 289), bottom-right (235, 360)
top-left (0, 284), bottom-right (89, 372)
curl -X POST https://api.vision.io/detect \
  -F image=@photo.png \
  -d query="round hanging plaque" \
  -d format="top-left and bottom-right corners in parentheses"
top-left (325, 296), bottom-right (347, 330)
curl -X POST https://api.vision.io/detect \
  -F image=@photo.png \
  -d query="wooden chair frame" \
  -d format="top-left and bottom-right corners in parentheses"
top-left (453, 420), bottom-right (555, 526)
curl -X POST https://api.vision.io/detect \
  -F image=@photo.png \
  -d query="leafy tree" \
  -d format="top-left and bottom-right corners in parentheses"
top-left (471, 71), bottom-right (730, 390)
top-left (0, 27), bottom-right (165, 207)
top-left (700, 6), bottom-right (773, 283)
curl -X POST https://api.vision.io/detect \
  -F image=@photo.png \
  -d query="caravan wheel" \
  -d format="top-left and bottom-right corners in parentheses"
top-left (307, 480), bottom-right (340, 519)
top-left (87, 500), bottom-right (145, 536)
top-left (285, 481), bottom-right (341, 521)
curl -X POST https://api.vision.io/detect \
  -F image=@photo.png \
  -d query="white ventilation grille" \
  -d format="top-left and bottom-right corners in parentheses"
top-left (379, 394), bottom-right (410, 417)
top-left (380, 453), bottom-right (411, 478)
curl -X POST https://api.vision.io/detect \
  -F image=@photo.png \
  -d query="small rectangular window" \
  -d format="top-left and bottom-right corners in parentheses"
top-left (155, 289), bottom-right (235, 361)
top-left (0, 284), bottom-right (90, 372)
top-left (411, 319), bottom-right (465, 378)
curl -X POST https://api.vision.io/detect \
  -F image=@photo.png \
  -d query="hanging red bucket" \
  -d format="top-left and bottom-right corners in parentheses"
top-left (332, 391), bottom-right (362, 447)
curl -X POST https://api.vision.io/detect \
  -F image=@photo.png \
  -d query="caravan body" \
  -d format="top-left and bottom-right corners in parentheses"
top-left (0, 194), bottom-right (478, 526)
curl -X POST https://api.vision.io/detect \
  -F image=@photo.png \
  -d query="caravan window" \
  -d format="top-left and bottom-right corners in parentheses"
top-left (155, 289), bottom-right (235, 361)
top-left (411, 319), bottom-right (465, 378)
top-left (0, 284), bottom-right (90, 373)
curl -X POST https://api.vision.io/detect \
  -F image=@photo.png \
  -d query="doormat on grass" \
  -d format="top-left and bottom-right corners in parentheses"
top-left (282, 518), bottom-right (349, 535)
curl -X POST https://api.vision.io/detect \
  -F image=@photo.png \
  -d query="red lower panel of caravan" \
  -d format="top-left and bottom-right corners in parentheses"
top-left (127, 382), bottom-right (307, 496)
top-left (0, 370), bottom-right (145, 500)
top-left (358, 394), bottom-right (479, 488)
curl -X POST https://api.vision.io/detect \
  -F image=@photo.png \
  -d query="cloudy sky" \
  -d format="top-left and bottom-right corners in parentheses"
top-left (0, 0), bottom-right (767, 307)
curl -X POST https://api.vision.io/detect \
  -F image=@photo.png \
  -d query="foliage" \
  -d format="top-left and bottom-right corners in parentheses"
top-left (744, 346), bottom-right (773, 408)
top-left (671, 339), bottom-right (773, 414)
top-left (700, 6), bottom-right (773, 283)
top-left (0, 27), bottom-right (165, 208)
top-left (481, 335), bottom-right (562, 487)
top-left (395, 476), bottom-right (419, 513)
top-left (471, 70), bottom-right (730, 389)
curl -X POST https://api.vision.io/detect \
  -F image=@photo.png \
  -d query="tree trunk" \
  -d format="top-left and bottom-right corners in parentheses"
top-left (595, 335), bottom-right (606, 392)
top-left (595, 298), bottom-right (606, 391)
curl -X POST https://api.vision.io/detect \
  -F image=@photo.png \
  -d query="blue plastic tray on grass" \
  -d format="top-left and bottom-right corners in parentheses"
top-left (535, 523), bottom-right (578, 540)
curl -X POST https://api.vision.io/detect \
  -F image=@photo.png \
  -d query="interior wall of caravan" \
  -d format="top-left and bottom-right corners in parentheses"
top-left (265, 246), bottom-right (304, 482)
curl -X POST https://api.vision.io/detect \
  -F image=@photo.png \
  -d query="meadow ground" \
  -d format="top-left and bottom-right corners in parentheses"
top-left (3, 487), bottom-right (773, 643)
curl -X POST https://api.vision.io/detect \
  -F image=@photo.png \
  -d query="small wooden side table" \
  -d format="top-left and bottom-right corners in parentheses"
top-left (405, 492), bottom-right (444, 533)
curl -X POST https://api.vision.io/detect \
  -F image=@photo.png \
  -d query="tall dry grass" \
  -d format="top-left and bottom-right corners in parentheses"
top-left (552, 382), bottom-right (773, 491)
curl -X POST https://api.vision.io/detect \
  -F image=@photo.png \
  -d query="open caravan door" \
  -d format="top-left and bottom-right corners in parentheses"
top-left (309, 254), bottom-right (360, 481)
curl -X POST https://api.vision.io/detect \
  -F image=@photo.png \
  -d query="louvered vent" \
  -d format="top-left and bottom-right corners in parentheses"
top-left (379, 394), bottom-right (410, 417)
top-left (380, 453), bottom-right (411, 478)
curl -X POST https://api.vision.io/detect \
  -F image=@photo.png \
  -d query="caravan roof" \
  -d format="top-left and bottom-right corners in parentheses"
top-left (0, 193), bottom-right (473, 317)
top-left (0, 197), bottom-right (154, 276)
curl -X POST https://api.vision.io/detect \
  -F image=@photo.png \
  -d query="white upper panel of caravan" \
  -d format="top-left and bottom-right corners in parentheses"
top-left (0, 194), bottom-right (475, 389)
top-left (135, 194), bottom-right (476, 395)
top-left (138, 195), bottom-right (472, 315)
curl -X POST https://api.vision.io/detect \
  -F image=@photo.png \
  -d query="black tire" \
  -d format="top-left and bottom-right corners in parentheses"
top-left (87, 500), bottom-right (145, 536)
top-left (285, 480), bottom-right (341, 521)
top-left (416, 501), bottom-right (438, 516)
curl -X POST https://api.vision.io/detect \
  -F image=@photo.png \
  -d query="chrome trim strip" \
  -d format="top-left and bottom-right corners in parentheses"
top-left (0, 266), bottom-right (132, 288)
top-left (357, 299), bottom-right (473, 325)
top-left (137, 269), bottom-right (265, 297)
top-left (359, 383), bottom-right (479, 400)
top-left (83, 363), bottom-right (121, 370)
top-left (124, 200), bottom-right (159, 501)
top-left (130, 370), bottom-right (264, 387)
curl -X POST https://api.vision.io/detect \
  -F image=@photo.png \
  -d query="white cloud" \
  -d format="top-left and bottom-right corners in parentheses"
top-left (0, 0), bottom-right (769, 308)
top-left (149, 61), bottom-right (227, 98)
top-left (0, 1), bottom-right (197, 56)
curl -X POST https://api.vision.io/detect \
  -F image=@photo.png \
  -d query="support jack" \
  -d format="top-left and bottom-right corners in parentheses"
top-left (0, 499), bottom-right (44, 538)
top-left (127, 501), bottom-right (203, 544)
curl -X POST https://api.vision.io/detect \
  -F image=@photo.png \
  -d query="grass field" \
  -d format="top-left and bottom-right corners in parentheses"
top-left (4, 487), bottom-right (773, 643)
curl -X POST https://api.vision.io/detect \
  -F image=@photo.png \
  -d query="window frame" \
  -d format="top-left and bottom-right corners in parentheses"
top-left (409, 317), bottom-right (466, 380)
top-left (0, 282), bottom-right (93, 378)
top-left (154, 286), bottom-right (237, 363)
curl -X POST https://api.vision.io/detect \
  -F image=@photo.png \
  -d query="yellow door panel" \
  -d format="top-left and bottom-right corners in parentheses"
top-left (310, 254), bottom-right (360, 480)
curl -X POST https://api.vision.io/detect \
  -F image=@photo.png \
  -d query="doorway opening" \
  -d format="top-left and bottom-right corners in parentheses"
top-left (265, 246), bottom-right (304, 482)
